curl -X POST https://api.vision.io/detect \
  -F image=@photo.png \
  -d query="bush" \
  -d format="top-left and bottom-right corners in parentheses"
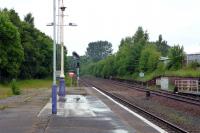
top-left (188, 61), bottom-right (200, 69)
top-left (65, 76), bottom-right (77, 87)
top-left (11, 79), bottom-right (20, 95)
top-left (157, 62), bottom-right (165, 72)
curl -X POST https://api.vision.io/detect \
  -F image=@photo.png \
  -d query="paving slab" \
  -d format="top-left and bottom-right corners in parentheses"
top-left (39, 94), bottom-right (136, 133)
top-left (84, 87), bottom-right (164, 133)
top-left (0, 87), bottom-right (165, 133)
top-left (0, 88), bottom-right (51, 133)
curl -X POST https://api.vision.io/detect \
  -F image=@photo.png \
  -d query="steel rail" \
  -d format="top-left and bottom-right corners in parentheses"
top-left (81, 79), bottom-right (190, 133)
top-left (92, 78), bottom-right (200, 106)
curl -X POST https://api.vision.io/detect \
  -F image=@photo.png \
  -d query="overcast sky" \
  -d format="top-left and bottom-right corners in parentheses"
top-left (1, 0), bottom-right (200, 55)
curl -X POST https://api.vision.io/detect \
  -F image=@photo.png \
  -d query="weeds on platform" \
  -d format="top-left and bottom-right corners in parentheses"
top-left (0, 79), bottom-right (52, 99)
top-left (11, 79), bottom-right (20, 95)
top-left (0, 84), bottom-right (12, 99)
top-left (65, 76), bottom-right (77, 87)
top-left (17, 79), bottom-right (52, 89)
top-left (0, 105), bottom-right (8, 110)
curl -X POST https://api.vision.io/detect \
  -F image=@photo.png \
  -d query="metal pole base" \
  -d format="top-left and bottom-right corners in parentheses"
top-left (52, 84), bottom-right (57, 114)
top-left (59, 77), bottom-right (66, 96)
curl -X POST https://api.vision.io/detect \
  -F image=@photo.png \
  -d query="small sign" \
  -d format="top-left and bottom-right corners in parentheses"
top-left (139, 72), bottom-right (144, 78)
top-left (156, 79), bottom-right (161, 85)
top-left (161, 77), bottom-right (169, 90)
top-left (56, 70), bottom-right (61, 78)
top-left (68, 72), bottom-right (75, 78)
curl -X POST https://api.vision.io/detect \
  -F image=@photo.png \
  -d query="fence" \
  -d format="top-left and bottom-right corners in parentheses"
top-left (175, 80), bottom-right (199, 93)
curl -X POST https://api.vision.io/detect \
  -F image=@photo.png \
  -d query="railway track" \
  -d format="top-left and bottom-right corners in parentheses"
top-left (92, 77), bottom-right (200, 106)
top-left (111, 78), bottom-right (200, 99)
top-left (81, 78), bottom-right (190, 133)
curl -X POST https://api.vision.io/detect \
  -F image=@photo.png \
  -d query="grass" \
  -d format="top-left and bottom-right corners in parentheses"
top-left (0, 79), bottom-right (52, 99)
top-left (168, 113), bottom-right (188, 124)
top-left (165, 68), bottom-right (200, 77)
top-left (65, 75), bottom-right (77, 87)
top-left (135, 71), bottom-right (162, 82)
top-left (0, 84), bottom-right (12, 99)
top-left (17, 79), bottom-right (52, 89)
top-left (132, 68), bottom-right (200, 82)
top-left (0, 105), bottom-right (8, 110)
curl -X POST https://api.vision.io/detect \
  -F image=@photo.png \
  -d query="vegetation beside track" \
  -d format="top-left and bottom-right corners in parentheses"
top-left (118, 68), bottom-right (200, 82)
top-left (0, 8), bottom-right (72, 99)
top-left (0, 79), bottom-right (52, 99)
top-left (0, 9), bottom-right (68, 84)
top-left (80, 27), bottom-right (199, 82)
top-left (0, 76), bottom-right (78, 99)
top-left (0, 84), bottom-right (12, 99)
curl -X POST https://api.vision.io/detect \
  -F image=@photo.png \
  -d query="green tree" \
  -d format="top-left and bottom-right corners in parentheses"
top-left (86, 41), bottom-right (112, 62)
top-left (3, 9), bottom-right (22, 29)
top-left (0, 12), bottom-right (24, 82)
top-left (167, 45), bottom-right (185, 70)
top-left (0, 8), bottom-right (54, 81)
top-left (24, 13), bottom-right (34, 26)
top-left (116, 27), bottom-right (148, 75)
top-left (19, 23), bottom-right (53, 79)
top-left (155, 35), bottom-right (170, 56)
top-left (139, 45), bottom-right (161, 72)
top-left (101, 55), bottom-right (116, 78)
top-left (133, 27), bottom-right (149, 43)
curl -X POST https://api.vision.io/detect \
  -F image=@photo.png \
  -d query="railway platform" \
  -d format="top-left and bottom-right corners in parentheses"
top-left (38, 87), bottom-right (167, 133)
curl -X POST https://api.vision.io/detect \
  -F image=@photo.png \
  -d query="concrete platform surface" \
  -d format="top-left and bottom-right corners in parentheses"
top-left (0, 87), bottom-right (166, 133)
top-left (39, 95), bottom-right (136, 133)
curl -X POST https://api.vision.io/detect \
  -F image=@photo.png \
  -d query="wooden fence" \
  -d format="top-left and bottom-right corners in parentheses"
top-left (175, 80), bottom-right (199, 93)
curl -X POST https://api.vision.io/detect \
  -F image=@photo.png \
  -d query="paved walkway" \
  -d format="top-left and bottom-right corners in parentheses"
top-left (39, 95), bottom-right (135, 133)
top-left (0, 87), bottom-right (165, 133)
top-left (0, 88), bottom-right (51, 133)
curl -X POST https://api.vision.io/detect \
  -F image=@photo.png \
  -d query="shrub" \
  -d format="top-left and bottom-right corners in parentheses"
top-left (157, 62), bottom-right (165, 72)
top-left (188, 61), bottom-right (200, 69)
top-left (11, 79), bottom-right (20, 95)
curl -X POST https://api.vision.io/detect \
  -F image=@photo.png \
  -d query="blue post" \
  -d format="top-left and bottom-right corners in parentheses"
top-left (52, 84), bottom-right (57, 114)
top-left (59, 77), bottom-right (66, 96)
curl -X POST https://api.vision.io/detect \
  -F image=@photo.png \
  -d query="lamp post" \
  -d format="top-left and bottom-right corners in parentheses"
top-left (52, 0), bottom-right (57, 114)
top-left (58, 0), bottom-right (77, 96)
top-left (58, 0), bottom-right (66, 97)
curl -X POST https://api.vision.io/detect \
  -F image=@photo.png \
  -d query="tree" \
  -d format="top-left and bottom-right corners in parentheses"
top-left (3, 9), bottom-right (21, 29)
top-left (0, 9), bottom-right (54, 81)
top-left (117, 27), bottom-right (148, 74)
top-left (24, 13), bottom-right (34, 26)
top-left (19, 23), bottom-right (53, 79)
top-left (0, 12), bottom-right (24, 82)
top-left (167, 45), bottom-right (185, 70)
top-left (118, 37), bottom-right (133, 49)
top-left (133, 27), bottom-right (149, 43)
top-left (139, 45), bottom-right (161, 72)
top-left (155, 35), bottom-right (170, 56)
top-left (86, 41), bottom-right (112, 62)
top-left (101, 55), bottom-right (116, 77)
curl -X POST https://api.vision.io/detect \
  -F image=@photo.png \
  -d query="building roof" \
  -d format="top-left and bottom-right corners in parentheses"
top-left (159, 56), bottom-right (169, 61)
